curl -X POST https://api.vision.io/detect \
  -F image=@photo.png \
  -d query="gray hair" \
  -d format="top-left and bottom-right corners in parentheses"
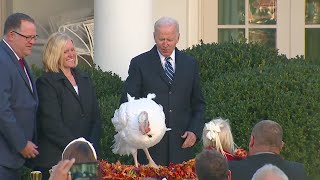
top-left (154, 16), bottom-right (179, 34)
top-left (252, 164), bottom-right (288, 180)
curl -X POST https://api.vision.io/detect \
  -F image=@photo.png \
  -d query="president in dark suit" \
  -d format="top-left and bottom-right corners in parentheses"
top-left (0, 13), bottom-right (39, 179)
top-left (229, 120), bottom-right (307, 180)
top-left (121, 16), bottom-right (206, 165)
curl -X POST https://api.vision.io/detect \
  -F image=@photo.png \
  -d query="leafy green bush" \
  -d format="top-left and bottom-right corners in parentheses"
top-left (184, 41), bottom-right (320, 176)
top-left (80, 65), bottom-right (132, 164)
top-left (27, 41), bottom-right (319, 178)
top-left (184, 41), bottom-right (288, 82)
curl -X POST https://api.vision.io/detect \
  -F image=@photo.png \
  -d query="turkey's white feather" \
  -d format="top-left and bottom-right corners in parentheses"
top-left (111, 93), bottom-right (169, 156)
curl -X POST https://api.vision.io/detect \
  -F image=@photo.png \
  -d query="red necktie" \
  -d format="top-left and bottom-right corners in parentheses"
top-left (19, 59), bottom-right (25, 70)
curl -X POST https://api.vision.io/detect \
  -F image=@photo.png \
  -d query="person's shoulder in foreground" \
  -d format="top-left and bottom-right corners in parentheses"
top-left (229, 120), bottom-right (307, 180)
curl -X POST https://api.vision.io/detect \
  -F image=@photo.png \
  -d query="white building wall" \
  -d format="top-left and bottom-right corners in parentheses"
top-left (12, 0), bottom-right (93, 31)
top-left (95, 0), bottom-right (153, 79)
top-left (3, 0), bottom-right (202, 79)
top-left (152, 0), bottom-right (188, 50)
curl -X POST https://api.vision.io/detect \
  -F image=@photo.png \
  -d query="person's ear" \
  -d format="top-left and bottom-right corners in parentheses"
top-left (249, 135), bottom-right (254, 147)
top-left (228, 170), bottom-right (231, 180)
top-left (281, 141), bottom-right (285, 150)
top-left (7, 31), bottom-right (15, 41)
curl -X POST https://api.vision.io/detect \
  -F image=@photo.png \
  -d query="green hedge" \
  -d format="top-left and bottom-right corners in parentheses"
top-left (184, 41), bottom-right (288, 82)
top-left (184, 41), bottom-right (320, 177)
top-left (201, 62), bottom-right (320, 175)
top-left (79, 66), bottom-right (133, 164)
top-left (27, 41), bottom-right (319, 178)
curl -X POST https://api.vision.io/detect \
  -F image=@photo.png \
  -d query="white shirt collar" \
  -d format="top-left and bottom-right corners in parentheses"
top-left (3, 39), bottom-right (20, 61)
top-left (157, 49), bottom-right (176, 62)
top-left (157, 49), bottom-right (176, 70)
top-left (253, 152), bottom-right (276, 155)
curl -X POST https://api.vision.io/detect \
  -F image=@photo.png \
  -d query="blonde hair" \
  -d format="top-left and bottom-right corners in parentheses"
top-left (42, 32), bottom-right (78, 72)
top-left (202, 118), bottom-right (236, 156)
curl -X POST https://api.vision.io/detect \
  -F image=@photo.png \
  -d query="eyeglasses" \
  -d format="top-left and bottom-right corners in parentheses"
top-left (12, 31), bottom-right (38, 41)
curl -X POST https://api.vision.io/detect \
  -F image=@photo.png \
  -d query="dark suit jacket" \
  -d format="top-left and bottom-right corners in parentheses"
top-left (0, 40), bottom-right (38, 168)
top-left (33, 68), bottom-right (101, 168)
top-left (121, 45), bottom-right (206, 165)
top-left (229, 153), bottom-right (308, 180)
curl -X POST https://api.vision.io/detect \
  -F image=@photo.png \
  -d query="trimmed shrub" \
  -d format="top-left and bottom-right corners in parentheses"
top-left (184, 41), bottom-right (320, 176)
top-left (202, 62), bottom-right (320, 174)
top-left (80, 65), bottom-right (133, 164)
top-left (184, 41), bottom-right (288, 82)
top-left (27, 41), bottom-right (320, 178)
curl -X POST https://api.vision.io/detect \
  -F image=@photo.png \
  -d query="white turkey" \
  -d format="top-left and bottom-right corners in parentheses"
top-left (111, 93), bottom-right (171, 168)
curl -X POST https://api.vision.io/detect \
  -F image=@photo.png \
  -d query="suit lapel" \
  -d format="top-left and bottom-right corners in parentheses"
top-left (64, 79), bottom-right (81, 102)
top-left (159, 66), bottom-right (172, 87)
top-left (51, 71), bottom-right (82, 109)
top-left (15, 59), bottom-right (31, 88)
top-left (21, 59), bottom-right (38, 98)
top-left (75, 71), bottom-right (89, 113)
top-left (61, 70), bottom-right (81, 103)
top-left (63, 69), bottom-right (88, 115)
top-left (149, 46), bottom-right (172, 87)
top-left (0, 41), bottom-right (36, 96)
top-left (23, 60), bottom-right (38, 101)
top-left (170, 49), bottom-right (182, 89)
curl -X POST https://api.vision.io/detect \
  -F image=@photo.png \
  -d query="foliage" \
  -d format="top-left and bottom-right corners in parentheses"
top-left (183, 41), bottom-right (288, 82)
top-left (79, 64), bottom-right (132, 164)
top-left (100, 159), bottom-right (196, 180)
top-left (26, 41), bottom-right (320, 178)
top-left (184, 41), bottom-right (320, 176)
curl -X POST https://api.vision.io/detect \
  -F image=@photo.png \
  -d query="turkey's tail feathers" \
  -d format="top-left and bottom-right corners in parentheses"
top-left (147, 93), bottom-right (156, 100)
top-left (112, 104), bottom-right (128, 132)
top-left (112, 133), bottom-right (136, 156)
top-left (111, 109), bottom-right (124, 132)
top-left (127, 93), bottom-right (135, 102)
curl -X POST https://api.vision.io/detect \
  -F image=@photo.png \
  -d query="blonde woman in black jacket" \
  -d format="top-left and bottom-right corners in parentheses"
top-left (33, 32), bottom-right (101, 179)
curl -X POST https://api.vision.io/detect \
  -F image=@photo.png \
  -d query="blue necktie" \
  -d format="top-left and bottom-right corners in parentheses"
top-left (165, 57), bottom-right (174, 84)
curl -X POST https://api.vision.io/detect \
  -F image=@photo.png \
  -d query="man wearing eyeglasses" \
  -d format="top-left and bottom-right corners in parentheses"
top-left (0, 13), bottom-right (39, 179)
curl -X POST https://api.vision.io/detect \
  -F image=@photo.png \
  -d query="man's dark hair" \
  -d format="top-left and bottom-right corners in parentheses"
top-left (195, 149), bottom-right (229, 180)
top-left (62, 141), bottom-right (97, 163)
top-left (4, 13), bottom-right (35, 35)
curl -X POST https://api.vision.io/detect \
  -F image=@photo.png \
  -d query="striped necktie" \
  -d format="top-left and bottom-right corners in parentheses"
top-left (165, 57), bottom-right (174, 84)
